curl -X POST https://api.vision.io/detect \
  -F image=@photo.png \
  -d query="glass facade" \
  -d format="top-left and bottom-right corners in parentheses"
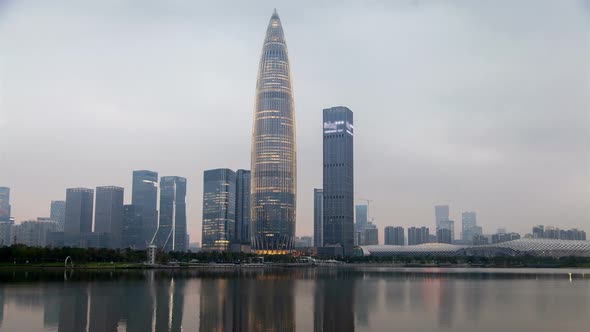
top-left (64, 188), bottom-right (94, 235)
top-left (202, 169), bottom-right (236, 251)
top-left (50, 200), bottom-right (66, 232)
top-left (235, 169), bottom-right (250, 244)
top-left (132, 170), bottom-right (158, 249)
top-left (152, 176), bottom-right (187, 252)
top-left (94, 186), bottom-right (124, 248)
top-left (250, 10), bottom-right (297, 253)
top-left (323, 106), bottom-right (354, 256)
top-left (313, 188), bottom-right (323, 247)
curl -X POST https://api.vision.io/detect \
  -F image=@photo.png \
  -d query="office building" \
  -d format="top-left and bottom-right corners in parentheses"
top-left (50, 200), bottom-right (66, 232)
top-left (384, 226), bottom-right (404, 245)
top-left (202, 169), bottom-right (236, 251)
top-left (131, 170), bottom-right (158, 249)
top-left (356, 205), bottom-right (368, 231)
top-left (94, 186), bottom-right (124, 248)
top-left (408, 227), bottom-right (429, 245)
top-left (250, 10), bottom-right (297, 253)
top-left (234, 169), bottom-right (250, 244)
top-left (122, 204), bottom-right (142, 249)
top-left (64, 188), bottom-right (94, 235)
top-left (437, 228), bottom-right (452, 244)
top-left (0, 220), bottom-right (14, 246)
top-left (532, 225), bottom-right (544, 238)
top-left (152, 176), bottom-right (187, 252)
top-left (323, 106), bottom-right (354, 256)
top-left (0, 187), bottom-right (10, 222)
top-left (461, 211), bottom-right (477, 240)
top-left (364, 227), bottom-right (378, 245)
top-left (294, 236), bottom-right (313, 249)
top-left (438, 219), bottom-right (455, 241)
top-left (435, 205), bottom-right (449, 229)
top-left (313, 189), bottom-right (324, 247)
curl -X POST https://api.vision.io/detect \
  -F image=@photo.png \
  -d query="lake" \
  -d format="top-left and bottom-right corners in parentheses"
top-left (0, 267), bottom-right (589, 331)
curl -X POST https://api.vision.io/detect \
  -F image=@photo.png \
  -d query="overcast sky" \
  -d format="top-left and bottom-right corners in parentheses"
top-left (0, 0), bottom-right (588, 243)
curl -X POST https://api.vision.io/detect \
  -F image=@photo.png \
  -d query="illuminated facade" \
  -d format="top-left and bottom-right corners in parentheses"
top-left (151, 176), bottom-right (187, 252)
top-left (202, 168), bottom-right (236, 251)
top-left (250, 10), bottom-right (296, 253)
top-left (323, 106), bottom-right (354, 256)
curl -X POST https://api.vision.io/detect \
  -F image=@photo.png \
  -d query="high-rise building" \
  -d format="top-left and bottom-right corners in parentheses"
top-left (356, 205), bottom-right (368, 230)
top-left (202, 169), bottom-right (236, 251)
top-left (122, 204), bottom-right (142, 249)
top-left (435, 205), bottom-right (449, 229)
top-left (250, 10), bottom-right (297, 254)
top-left (408, 227), bottom-right (430, 245)
top-left (131, 170), bottom-right (158, 249)
top-left (437, 228), bottom-right (453, 244)
top-left (313, 189), bottom-right (324, 248)
top-left (323, 106), bottom-right (354, 256)
top-left (64, 188), bottom-right (94, 235)
top-left (152, 176), bottom-right (187, 252)
top-left (461, 211), bottom-right (476, 240)
top-left (94, 186), bottom-right (124, 248)
top-left (0, 220), bottom-right (14, 246)
top-left (50, 200), bottom-right (66, 232)
top-left (384, 226), bottom-right (405, 245)
top-left (438, 219), bottom-right (455, 241)
top-left (532, 225), bottom-right (544, 238)
top-left (364, 227), bottom-right (378, 245)
top-left (11, 220), bottom-right (57, 247)
top-left (0, 187), bottom-right (10, 222)
top-left (234, 169), bottom-right (250, 244)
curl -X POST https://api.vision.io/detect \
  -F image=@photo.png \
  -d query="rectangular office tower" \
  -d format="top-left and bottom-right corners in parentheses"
top-left (132, 170), bottom-right (158, 249)
top-left (94, 186), bottom-right (124, 248)
top-left (385, 226), bottom-right (405, 245)
top-left (122, 204), bottom-right (143, 249)
top-left (322, 106), bottom-right (354, 256)
top-left (0, 187), bottom-right (10, 222)
top-left (408, 227), bottom-right (429, 245)
top-left (50, 200), bottom-right (66, 232)
top-left (202, 169), bottom-right (236, 251)
top-left (152, 176), bottom-right (187, 252)
top-left (435, 205), bottom-right (449, 229)
top-left (64, 188), bottom-right (94, 234)
top-left (235, 169), bottom-right (250, 244)
top-left (313, 189), bottom-right (324, 247)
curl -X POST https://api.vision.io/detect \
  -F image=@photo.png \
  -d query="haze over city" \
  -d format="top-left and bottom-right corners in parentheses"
top-left (0, 0), bottom-right (588, 244)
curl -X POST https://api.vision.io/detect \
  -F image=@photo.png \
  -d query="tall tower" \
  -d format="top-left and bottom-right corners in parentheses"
top-left (132, 170), bottom-right (158, 248)
top-left (0, 187), bottom-right (10, 222)
top-left (94, 186), bottom-right (124, 248)
top-left (152, 176), bottom-right (187, 252)
top-left (250, 10), bottom-right (297, 253)
top-left (323, 106), bottom-right (354, 256)
top-left (64, 188), bottom-right (94, 235)
top-left (202, 168), bottom-right (236, 251)
top-left (313, 189), bottom-right (324, 248)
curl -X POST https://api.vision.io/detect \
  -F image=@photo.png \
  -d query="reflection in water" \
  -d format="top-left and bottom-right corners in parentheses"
top-left (0, 269), bottom-right (588, 331)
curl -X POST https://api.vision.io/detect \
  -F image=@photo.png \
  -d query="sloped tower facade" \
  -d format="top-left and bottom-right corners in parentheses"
top-left (250, 10), bottom-right (296, 254)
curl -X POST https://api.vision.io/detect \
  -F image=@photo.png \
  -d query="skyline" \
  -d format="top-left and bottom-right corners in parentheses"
top-left (1, 1), bottom-right (589, 244)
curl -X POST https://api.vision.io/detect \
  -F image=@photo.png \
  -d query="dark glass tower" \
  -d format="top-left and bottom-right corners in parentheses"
top-left (64, 188), bottom-right (94, 235)
top-left (50, 200), bottom-right (66, 232)
top-left (122, 204), bottom-right (142, 249)
top-left (323, 106), bottom-right (354, 256)
top-left (131, 170), bottom-right (158, 249)
top-left (202, 169), bottom-right (236, 251)
top-left (152, 176), bottom-right (187, 252)
top-left (313, 189), bottom-right (323, 247)
top-left (94, 186), bottom-right (124, 248)
top-left (250, 10), bottom-right (296, 253)
top-left (235, 169), bottom-right (251, 244)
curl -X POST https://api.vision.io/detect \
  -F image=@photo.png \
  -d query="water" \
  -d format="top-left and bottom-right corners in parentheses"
top-left (0, 267), bottom-right (589, 331)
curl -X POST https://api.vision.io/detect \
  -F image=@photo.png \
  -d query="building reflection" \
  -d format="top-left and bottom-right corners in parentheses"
top-left (199, 271), bottom-right (296, 332)
top-left (314, 270), bottom-right (355, 332)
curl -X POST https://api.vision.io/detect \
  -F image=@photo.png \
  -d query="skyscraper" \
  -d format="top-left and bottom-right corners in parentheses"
top-left (64, 188), bottom-right (94, 235)
top-left (461, 211), bottom-right (480, 242)
top-left (438, 219), bottom-right (455, 241)
top-left (0, 187), bottom-right (10, 222)
top-left (323, 106), bottom-right (354, 256)
top-left (384, 226), bottom-right (405, 245)
top-left (94, 186), bottom-right (124, 248)
top-left (202, 169), bottom-right (236, 251)
top-left (313, 189), bottom-right (324, 248)
top-left (408, 226), bottom-right (430, 245)
top-left (122, 204), bottom-right (142, 249)
top-left (132, 170), bottom-right (158, 249)
top-left (250, 10), bottom-right (297, 253)
top-left (152, 176), bottom-right (187, 252)
top-left (50, 200), bottom-right (66, 232)
top-left (435, 205), bottom-right (449, 229)
top-left (235, 169), bottom-right (250, 244)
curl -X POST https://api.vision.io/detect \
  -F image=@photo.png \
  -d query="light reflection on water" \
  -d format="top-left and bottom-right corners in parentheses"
top-left (0, 268), bottom-right (588, 332)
